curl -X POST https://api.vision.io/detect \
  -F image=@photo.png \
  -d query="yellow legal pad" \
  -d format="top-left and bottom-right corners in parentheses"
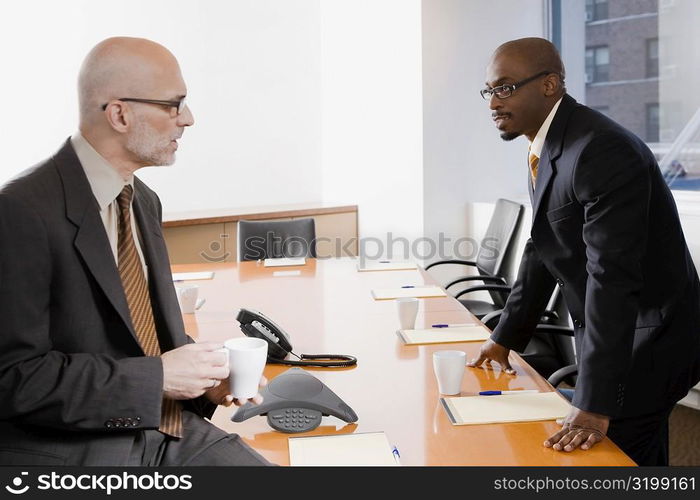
top-left (288, 432), bottom-right (398, 466)
top-left (397, 325), bottom-right (490, 345)
top-left (371, 286), bottom-right (447, 300)
top-left (357, 260), bottom-right (418, 272)
top-left (441, 392), bottom-right (571, 426)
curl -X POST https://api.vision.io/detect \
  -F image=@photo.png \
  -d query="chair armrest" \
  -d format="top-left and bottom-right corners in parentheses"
top-left (540, 310), bottom-right (560, 322)
top-left (425, 259), bottom-right (477, 270)
top-left (480, 309), bottom-right (503, 330)
top-left (533, 325), bottom-right (574, 337)
top-left (547, 364), bottom-right (578, 387)
top-left (445, 275), bottom-right (507, 290)
top-left (454, 285), bottom-right (511, 300)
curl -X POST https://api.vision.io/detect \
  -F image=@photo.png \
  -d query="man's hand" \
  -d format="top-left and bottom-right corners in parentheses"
top-left (161, 342), bottom-right (229, 400)
top-left (205, 375), bottom-right (268, 407)
top-left (544, 406), bottom-right (610, 452)
top-left (466, 339), bottom-right (516, 375)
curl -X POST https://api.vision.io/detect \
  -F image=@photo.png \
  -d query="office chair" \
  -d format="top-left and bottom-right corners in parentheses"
top-left (482, 287), bottom-right (577, 387)
top-left (425, 199), bottom-right (524, 319)
top-left (238, 218), bottom-right (317, 261)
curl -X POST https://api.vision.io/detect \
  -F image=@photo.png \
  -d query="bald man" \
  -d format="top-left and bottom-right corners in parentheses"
top-left (468, 38), bottom-right (700, 466)
top-left (0, 37), bottom-right (271, 466)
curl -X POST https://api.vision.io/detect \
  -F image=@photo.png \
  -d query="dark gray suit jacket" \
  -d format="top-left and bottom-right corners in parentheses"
top-left (492, 94), bottom-right (700, 418)
top-left (0, 140), bottom-right (215, 465)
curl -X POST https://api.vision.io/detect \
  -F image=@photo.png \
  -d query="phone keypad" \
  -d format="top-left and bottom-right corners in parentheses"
top-left (267, 407), bottom-right (322, 433)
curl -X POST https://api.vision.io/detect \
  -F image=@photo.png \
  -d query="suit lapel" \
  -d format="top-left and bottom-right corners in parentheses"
top-left (133, 179), bottom-right (184, 351)
top-left (54, 140), bottom-right (141, 347)
top-left (532, 94), bottom-right (578, 222)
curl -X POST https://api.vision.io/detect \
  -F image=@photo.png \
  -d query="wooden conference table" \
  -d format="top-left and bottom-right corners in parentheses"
top-left (174, 257), bottom-right (634, 466)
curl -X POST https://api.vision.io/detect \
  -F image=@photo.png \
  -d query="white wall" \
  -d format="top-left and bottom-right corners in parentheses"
top-left (319, 0), bottom-right (424, 248)
top-left (1, 0), bottom-right (323, 213)
top-left (421, 0), bottom-right (546, 261)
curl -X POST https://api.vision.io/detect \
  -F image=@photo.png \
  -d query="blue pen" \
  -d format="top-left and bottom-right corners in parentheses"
top-left (432, 324), bottom-right (449, 328)
top-left (391, 446), bottom-right (401, 465)
top-left (401, 285), bottom-right (415, 288)
top-left (479, 390), bottom-right (539, 396)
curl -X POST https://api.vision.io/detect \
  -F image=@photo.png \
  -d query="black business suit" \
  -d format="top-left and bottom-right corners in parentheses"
top-left (491, 94), bottom-right (700, 464)
top-left (0, 140), bottom-right (265, 465)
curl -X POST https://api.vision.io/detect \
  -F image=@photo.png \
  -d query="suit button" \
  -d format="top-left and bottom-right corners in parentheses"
top-left (105, 420), bottom-right (114, 428)
top-left (574, 319), bottom-right (584, 328)
top-left (125, 418), bottom-right (133, 426)
top-left (557, 279), bottom-right (564, 287)
top-left (114, 418), bottom-right (123, 428)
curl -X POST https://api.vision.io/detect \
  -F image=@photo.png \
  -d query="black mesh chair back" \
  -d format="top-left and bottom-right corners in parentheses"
top-left (474, 199), bottom-right (524, 307)
top-left (238, 218), bottom-right (317, 261)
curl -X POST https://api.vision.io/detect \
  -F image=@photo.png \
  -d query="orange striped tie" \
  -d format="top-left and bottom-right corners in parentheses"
top-left (528, 150), bottom-right (539, 188)
top-left (117, 185), bottom-right (183, 438)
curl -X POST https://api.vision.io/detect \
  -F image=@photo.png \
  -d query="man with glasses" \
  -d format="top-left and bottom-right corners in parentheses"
top-left (0, 37), bottom-right (270, 466)
top-left (468, 37), bottom-right (700, 466)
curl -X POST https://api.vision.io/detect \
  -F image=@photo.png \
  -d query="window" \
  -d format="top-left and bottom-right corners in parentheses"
top-left (585, 46), bottom-right (609, 83)
top-left (585, 0), bottom-right (608, 22)
top-left (646, 103), bottom-right (660, 142)
top-left (647, 38), bottom-right (659, 78)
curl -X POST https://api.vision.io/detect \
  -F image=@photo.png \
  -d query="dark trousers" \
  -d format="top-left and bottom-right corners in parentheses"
top-left (557, 388), bottom-right (672, 466)
top-left (128, 411), bottom-right (271, 466)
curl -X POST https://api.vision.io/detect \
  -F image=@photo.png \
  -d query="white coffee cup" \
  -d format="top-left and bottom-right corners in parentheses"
top-left (176, 284), bottom-right (199, 314)
top-left (223, 337), bottom-right (268, 400)
top-left (433, 350), bottom-right (466, 395)
top-left (396, 297), bottom-right (419, 330)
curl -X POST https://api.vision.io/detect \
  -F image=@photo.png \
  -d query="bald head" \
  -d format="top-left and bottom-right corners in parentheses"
top-left (78, 37), bottom-right (182, 124)
top-left (491, 37), bottom-right (565, 90)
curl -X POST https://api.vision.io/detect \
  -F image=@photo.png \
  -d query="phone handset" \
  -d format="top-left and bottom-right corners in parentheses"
top-left (236, 308), bottom-right (357, 368)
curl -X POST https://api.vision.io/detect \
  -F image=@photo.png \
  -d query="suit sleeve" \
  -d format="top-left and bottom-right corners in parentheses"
top-left (491, 238), bottom-right (556, 351)
top-left (0, 194), bottom-right (164, 432)
top-left (572, 132), bottom-right (650, 417)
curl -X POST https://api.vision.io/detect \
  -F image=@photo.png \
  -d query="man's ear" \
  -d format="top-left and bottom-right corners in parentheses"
top-left (104, 102), bottom-right (130, 134)
top-left (543, 73), bottom-right (560, 97)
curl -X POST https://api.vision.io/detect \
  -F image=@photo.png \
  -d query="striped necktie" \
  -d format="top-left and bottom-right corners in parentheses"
top-left (117, 185), bottom-right (183, 438)
top-left (528, 150), bottom-right (540, 188)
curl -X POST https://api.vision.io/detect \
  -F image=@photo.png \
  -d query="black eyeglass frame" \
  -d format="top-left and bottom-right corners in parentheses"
top-left (480, 71), bottom-right (552, 100)
top-left (101, 97), bottom-right (186, 115)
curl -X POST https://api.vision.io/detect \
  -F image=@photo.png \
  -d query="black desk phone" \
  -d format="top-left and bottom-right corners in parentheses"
top-left (231, 367), bottom-right (358, 433)
top-left (236, 308), bottom-right (357, 368)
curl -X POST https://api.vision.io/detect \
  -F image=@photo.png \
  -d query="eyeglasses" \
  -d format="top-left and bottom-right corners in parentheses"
top-left (101, 97), bottom-right (187, 115)
top-left (480, 71), bottom-right (551, 100)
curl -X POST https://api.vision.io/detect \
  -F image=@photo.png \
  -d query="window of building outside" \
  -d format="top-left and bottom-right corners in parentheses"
top-left (585, 0), bottom-right (609, 22)
top-left (647, 38), bottom-right (659, 78)
top-left (647, 103), bottom-right (660, 142)
top-left (585, 46), bottom-right (609, 83)
top-left (580, 0), bottom-right (700, 191)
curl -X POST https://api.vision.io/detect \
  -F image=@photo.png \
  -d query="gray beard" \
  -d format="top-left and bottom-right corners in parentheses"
top-left (125, 117), bottom-right (175, 166)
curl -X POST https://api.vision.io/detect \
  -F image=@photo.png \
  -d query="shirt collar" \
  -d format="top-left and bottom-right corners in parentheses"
top-left (529, 97), bottom-right (563, 159)
top-left (71, 131), bottom-right (133, 210)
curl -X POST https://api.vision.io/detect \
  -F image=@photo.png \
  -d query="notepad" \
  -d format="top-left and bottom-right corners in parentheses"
top-left (441, 392), bottom-right (570, 426)
top-left (264, 257), bottom-right (306, 267)
top-left (371, 286), bottom-right (447, 300)
top-left (397, 325), bottom-right (491, 345)
top-left (172, 271), bottom-right (215, 281)
top-left (357, 260), bottom-right (418, 272)
top-left (288, 432), bottom-right (398, 466)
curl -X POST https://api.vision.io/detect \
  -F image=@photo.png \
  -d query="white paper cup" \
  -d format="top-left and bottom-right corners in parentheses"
top-left (223, 337), bottom-right (268, 400)
top-left (433, 350), bottom-right (466, 395)
top-left (176, 284), bottom-right (199, 314)
top-left (396, 297), bottom-right (419, 330)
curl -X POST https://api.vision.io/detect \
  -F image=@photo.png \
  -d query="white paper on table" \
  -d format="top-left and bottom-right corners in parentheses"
top-left (288, 432), bottom-right (398, 466)
top-left (441, 392), bottom-right (571, 425)
top-left (263, 257), bottom-right (306, 267)
top-left (357, 260), bottom-right (418, 272)
top-left (172, 271), bottom-right (215, 281)
top-left (397, 325), bottom-right (490, 345)
top-left (371, 286), bottom-right (446, 300)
